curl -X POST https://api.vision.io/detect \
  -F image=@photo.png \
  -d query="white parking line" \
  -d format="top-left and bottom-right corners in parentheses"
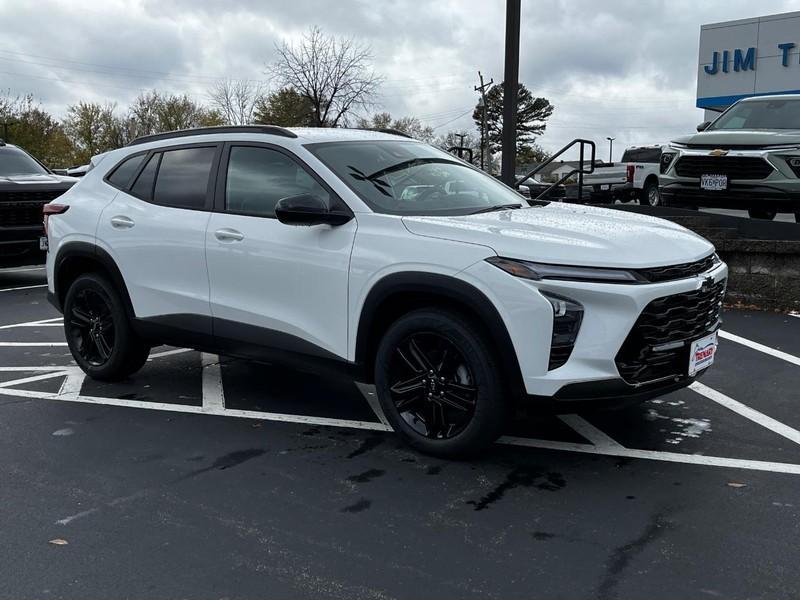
top-left (0, 342), bottom-right (68, 347)
top-left (0, 266), bottom-right (45, 273)
top-left (558, 414), bottom-right (623, 449)
top-left (0, 284), bottom-right (48, 293)
top-left (691, 381), bottom-right (800, 446)
top-left (0, 317), bottom-right (63, 330)
top-left (719, 330), bottom-right (800, 368)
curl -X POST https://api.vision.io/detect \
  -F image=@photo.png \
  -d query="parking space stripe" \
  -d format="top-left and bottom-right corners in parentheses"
top-left (0, 371), bottom-right (71, 388)
top-left (0, 266), bottom-right (45, 273)
top-left (690, 381), bottom-right (800, 447)
top-left (201, 353), bottom-right (225, 410)
top-left (719, 330), bottom-right (800, 368)
top-left (498, 436), bottom-right (800, 475)
top-left (558, 414), bottom-right (623, 448)
top-left (0, 317), bottom-right (63, 330)
top-left (0, 284), bottom-right (48, 293)
top-left (0, 342), bottom-right (68, 347)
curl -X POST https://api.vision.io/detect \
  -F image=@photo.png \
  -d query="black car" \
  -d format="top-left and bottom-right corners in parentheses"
top-left (0, 141), bottom-right (77, 266)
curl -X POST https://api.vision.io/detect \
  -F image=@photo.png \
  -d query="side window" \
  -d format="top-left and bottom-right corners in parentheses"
top-left (153, 147), bottom-right (216, 209)
top-left (225, 146), bottom-right (331, 218)
top-left (108, 153), bottom-right (146, 189)
top-left (130, 153), bottom-right (160, 201)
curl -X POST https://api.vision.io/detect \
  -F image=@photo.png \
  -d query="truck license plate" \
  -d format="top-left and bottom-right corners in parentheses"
top-left (689, 332), bottom-right (718, 376)
top-left (700, 174), bottom-right (727, 191)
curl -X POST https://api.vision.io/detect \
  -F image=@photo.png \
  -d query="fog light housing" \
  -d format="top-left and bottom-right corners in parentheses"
top-left (660, 152), bottom-right (677, 174)
top-left (542, 291), bottom-right (584, 370)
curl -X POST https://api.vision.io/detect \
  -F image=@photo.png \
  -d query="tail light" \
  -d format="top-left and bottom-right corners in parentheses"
top-left (626, 164), bottom-right (635, 183)
top-left (43, 204), bottom-right (69, 237)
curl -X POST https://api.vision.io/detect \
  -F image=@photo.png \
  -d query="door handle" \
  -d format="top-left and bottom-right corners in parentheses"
top-left (110, 215), bottom-right (135, 229)
top-left (214, 228), bottom-right (245, 242)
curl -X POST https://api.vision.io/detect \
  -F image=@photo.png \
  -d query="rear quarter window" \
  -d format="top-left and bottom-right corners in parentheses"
top-left (107, 153), bottom-right (147, 189)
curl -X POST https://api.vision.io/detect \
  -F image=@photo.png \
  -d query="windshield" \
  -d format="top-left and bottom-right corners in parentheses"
top-left (306, 140), bottom-right (525, 215)
top-left (0, 146), bottom-right (49, 177)
top-left (710, 98), bottom-right (800, 130)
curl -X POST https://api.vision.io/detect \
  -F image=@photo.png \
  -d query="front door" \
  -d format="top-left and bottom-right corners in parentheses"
top-left (205, 143), bottom-right (357, 360)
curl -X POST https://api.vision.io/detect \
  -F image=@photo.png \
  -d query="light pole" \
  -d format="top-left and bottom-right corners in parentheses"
top-left (500, 0), bottom-right (521, 185)
top-left (606, 137), bottom-right (615, 163)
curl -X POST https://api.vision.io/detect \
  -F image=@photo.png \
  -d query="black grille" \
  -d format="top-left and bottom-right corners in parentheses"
top-left (674, 156), bottom-right (773, 180)
top-left (0, 190), bottom-right (64, 228)
top-left (615, 279), bottom-right (726, 385)
top-left (636, 254), bottom-right (717, 283)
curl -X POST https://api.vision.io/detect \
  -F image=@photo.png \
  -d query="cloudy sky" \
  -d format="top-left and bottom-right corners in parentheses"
top-left (1, 0), bottom-right (798, 159)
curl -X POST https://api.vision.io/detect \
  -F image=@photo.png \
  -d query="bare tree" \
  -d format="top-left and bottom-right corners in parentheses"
top-left (270, 26), bottom-right (383, 127)
top-left (208, 79), bottom-right (265, 126)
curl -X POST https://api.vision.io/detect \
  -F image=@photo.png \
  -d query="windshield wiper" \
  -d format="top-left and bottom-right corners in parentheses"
top-left (469, 203), bottom-right (523, 215)
top-left (366, 157), bottom-right (456, 180)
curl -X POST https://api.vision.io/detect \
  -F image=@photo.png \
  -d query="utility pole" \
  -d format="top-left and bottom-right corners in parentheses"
top-left (474, 71), bottom-right (493, 171)
top-left (606, 136), bottom-right (615, 163)
top-left (501, 0), bottom-right (521, 185)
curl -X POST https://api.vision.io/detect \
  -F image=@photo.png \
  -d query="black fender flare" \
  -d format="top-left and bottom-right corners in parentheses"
top-left (354, 271), bottom-right (526, 398)
top-left (52, 241), bottom-right (135, 319)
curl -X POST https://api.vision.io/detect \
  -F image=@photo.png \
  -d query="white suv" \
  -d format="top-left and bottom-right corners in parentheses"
top-left (45, 126), bottom-right (727, 457)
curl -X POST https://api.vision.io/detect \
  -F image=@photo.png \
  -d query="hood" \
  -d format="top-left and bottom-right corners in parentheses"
top-left (673, 129), bottom-right (800, 148)
top-left (0, 173), bottom-right (79, 190)
top-left (402, 204), bottom-right (714, 269)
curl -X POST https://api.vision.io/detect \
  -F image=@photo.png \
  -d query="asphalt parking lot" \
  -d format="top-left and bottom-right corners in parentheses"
top-left (1, 267), bottom-right (799, 600)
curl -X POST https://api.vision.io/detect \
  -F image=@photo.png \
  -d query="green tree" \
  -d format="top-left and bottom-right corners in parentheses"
top-left (0, 92), bottom-right (76, 167)
top-left (127, 90), bottom-right (224, 139)
top-left (253, 87), bottom-right (314, 127)
top-left (63, 101), bottom-right (121, 164)
top-left (472, 82), bottom-right (554, 155)
top-left (356, 112), bottom-right (435, 142)
top-left (516, 143), bottom-right (550, 166)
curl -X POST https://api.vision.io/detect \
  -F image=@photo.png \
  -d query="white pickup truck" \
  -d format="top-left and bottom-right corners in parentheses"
top-left (583, 145), bottom-right (664, 206)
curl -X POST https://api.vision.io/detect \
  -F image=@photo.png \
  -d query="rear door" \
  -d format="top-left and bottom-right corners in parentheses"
top-left (205, 142), bottom-right (356, 360)
top-left (97, 144), bottom-right (221, 336)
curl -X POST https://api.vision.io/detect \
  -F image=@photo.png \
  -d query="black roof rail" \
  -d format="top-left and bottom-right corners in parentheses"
top-left (374, 128), bottom-right (413, 139)
top-left (127, 125), bottom-right (298, 146)
top-left (349, 127), bottom-right (414, 139)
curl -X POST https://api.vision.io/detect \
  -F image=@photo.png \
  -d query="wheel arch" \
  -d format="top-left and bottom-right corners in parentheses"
top-left (53, 242), bottom-right (135, 319)
top-left (643, 174), bottom-right (660, 189)
top-left (355, 271), bottom-right (526, 398)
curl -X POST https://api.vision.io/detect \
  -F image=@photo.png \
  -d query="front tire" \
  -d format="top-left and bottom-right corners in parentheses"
top-left (63, 273), bottom-right (150, 381)
top-left (748, 208), bottom-right (776, 220)
top-left (374, 309), bottom-right (508, 458)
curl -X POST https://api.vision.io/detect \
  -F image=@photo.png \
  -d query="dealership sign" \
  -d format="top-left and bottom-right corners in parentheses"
top-left (697, 12), bottom-right (800, 110)
top-left (703, 43), bottom-right (796, 75)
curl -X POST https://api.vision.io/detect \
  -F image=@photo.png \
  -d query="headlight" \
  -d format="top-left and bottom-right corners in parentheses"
top-left (660, 152), bottom-right (677, 174)
top-left (486, 256), bottom-right (645, 284)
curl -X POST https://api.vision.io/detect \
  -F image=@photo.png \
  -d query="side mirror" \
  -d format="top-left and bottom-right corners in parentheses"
top-left (274, 194), bottom-right (352, 226)
top-left (697, 121), bottom-right (711, 132)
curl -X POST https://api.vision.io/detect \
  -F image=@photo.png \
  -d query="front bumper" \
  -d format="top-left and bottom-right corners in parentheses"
top-left (661, 182), bottom-right (800, 212)
top-left (0, 225), bottom-right (45, 266)
top-left (660, 146), bottom-right (800, 213)
top-left (457, 258), bottom-right (728, 401)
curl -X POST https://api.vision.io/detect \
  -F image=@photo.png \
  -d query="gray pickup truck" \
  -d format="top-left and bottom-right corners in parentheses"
top-left (660, 94), bottom-right (800, 222)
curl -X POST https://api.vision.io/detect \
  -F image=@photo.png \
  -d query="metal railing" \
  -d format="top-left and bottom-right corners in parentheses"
top-left (516, 139), bottom-right (596, 203)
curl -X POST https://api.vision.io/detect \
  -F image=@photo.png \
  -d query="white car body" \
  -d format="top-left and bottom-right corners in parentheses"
top-left (45, 127), bottom-right (727, 407)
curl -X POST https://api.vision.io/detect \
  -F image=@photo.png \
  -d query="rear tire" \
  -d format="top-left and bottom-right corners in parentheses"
top-left (748, 208), bottom-right (776, 220)
top-left (642, 180), bottom-right (661, 207)
top-left (374, 309), bottom-right (508, 458)
top-left (63, 273), bottom-right (150, 381)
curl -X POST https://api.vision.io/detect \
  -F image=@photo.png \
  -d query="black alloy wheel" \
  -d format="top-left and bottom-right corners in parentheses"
top-left (68, 287), bottom-right (116, 366)
top-left (388, 332), bottom-right (477, 440)
top-left (375, 309), bottom-right (508, 458)
top-left (63, 273), bottom-right (150, 381)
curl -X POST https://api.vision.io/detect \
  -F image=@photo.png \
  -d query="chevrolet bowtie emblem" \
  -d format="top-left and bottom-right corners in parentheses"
top-left (709, 149), bottom-right (729, 157)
